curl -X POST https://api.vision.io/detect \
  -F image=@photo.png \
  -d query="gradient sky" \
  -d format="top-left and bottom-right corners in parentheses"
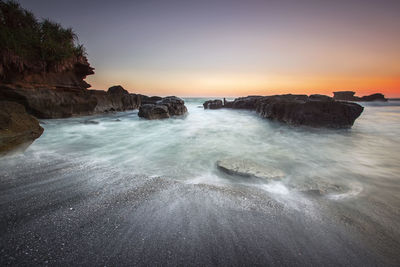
top-left (18, 0), bottom-right (400, 97)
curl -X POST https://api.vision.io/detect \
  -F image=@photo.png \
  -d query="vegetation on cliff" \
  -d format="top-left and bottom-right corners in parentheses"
top-left (0, 0), bottom-right (87, 80)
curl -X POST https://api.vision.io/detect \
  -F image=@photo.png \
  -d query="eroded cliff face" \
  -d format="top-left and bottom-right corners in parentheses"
top-left (1, 51), bottom-right (94, 90)
top-left (0, 53), bottom-right (141, 118)
top-left (0, 101), bottom-right (44, 155)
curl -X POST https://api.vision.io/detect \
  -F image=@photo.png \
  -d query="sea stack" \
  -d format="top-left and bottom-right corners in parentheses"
top-left (204, 94), bottom-right (364, 128)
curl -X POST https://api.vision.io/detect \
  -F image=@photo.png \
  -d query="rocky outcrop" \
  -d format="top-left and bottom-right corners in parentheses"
top-left (203, 99), bottom-right (223, 109)
top-left (359, 93), bottom-right (387, 102)
top-left (223, 96), bottom-right (262, 109)
top-left (138, 104), bottom-right (170, 120)
top-left (333, 91), bottom-right (387, 102)
top-left (138, 96), bottom-right (187, 120)
top-left (90, 86), bottom-right (140, 113)
top-left (139, 95), bottom-right (163, 105)
top-left (0, 85), bottom-right (141, 118)
top-left (255, 95), bottom-right (363, 128)
top-left (214, 94), bottom-right (363, 128)
top-left (217, 158), bottom-right (284, 181)
top-left (0, 101), bottom-right (43, 155)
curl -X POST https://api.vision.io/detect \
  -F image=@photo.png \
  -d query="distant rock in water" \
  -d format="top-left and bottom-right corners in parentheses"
top-left (205, 94), bottom-right (363, 128)
top-left (333, 91), bottom-right (387, 102)
top-left (138, 96), bottom-right (187, 120)
top-left (255, 95), bottom-right (363, 128)
top-left (217, 158), bottom-right (284, 181)
top-left (0, 101), bottom-right (43, 155)
top-left (203, 100), bottom-right (223, 109)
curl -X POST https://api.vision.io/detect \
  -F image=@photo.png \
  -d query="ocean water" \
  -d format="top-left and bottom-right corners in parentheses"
top-left (1, 98), bottom-right (400, 265)
top-left (29, 98), bottom-right (400, 193)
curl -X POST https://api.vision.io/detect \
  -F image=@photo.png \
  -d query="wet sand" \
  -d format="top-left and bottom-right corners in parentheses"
top-left (1, 154), bottom-right (399, 266)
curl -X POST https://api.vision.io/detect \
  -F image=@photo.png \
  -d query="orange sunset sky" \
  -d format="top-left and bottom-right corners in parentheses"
top-left (20, 0), bottom-right (400, 97)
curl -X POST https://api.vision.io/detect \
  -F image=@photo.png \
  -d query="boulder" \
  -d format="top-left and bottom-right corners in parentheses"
top-left (217, 158), bottom-right (284, 181)
top-left (256, 95), bottom-right (363, 128)
top-left (203, 99), bottom-right (223, 109)
top-left (0, 101), bottom-right (44, 155)
top-left (139, 95), bottom-right (163, 105)
top-left (90, 86), bottom-right (140, 113)
top-left (138, 104), bottom-right (169, 120)
top-left (333, 91), bottom-right (358, 101)
top-left (289, 177), bottom-right (345, 196)
top-left (158, 96), bottom-right (188, 116)
top-left (224, 96), bottom-right (262, 109)
top-left (138, 96), bottom-right (187, 120)
top-left (360, 93), bottom-right (387, 102)
top-left (107, 85), bottom-right (129, 95)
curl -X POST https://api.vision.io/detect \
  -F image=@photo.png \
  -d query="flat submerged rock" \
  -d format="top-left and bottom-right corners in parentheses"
top-left (217, 158), bottom-right (284, 181)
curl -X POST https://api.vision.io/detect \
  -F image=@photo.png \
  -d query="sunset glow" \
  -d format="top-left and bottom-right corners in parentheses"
top-left (20, 0), bottom-right (400, 97)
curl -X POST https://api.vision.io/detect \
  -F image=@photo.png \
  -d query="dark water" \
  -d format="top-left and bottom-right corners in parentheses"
top-left (0, 99), bottom-right (399, 266)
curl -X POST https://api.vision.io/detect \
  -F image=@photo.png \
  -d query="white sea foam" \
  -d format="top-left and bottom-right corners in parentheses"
top-left (11, 98), bottom-right (400, 204)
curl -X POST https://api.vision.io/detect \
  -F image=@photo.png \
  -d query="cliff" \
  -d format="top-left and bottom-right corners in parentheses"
top-left (0, 1), bottom-right (141, 119)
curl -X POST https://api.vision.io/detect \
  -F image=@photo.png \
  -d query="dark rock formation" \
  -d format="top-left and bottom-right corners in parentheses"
top-left (219, 94), bottom-right (363, 128)
top-left (139, 95), bottom-right (163, 105)
top-left (224, 96), bottom-right (262, 109)
top-left (138, 96), bottom-right (187, 120)
top-left (360, 93), bottom-right (387, 102)
top-left (138, 104), bottom-right (170, 120)
top-left (0, 85), bottom-right (98, 118)
top-left (0, 101), bottom-right (43, 155)
top-left (256, 95), bottom-right (363, 128)
top-left (0, 85), bottom-right (141, 118)
top-left (333, 91), bottom-right (387, 102)
top-left (90, 86), bottom-right (140, 113)
top-left (203, 100), bottom-right (223, 109)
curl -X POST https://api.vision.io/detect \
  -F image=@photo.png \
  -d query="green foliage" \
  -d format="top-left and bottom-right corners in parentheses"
top-left (0, 0), bottom-right (85, 63)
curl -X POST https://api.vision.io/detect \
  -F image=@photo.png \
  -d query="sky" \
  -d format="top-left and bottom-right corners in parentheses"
top-left (18, 0), bottom-right (400, 97)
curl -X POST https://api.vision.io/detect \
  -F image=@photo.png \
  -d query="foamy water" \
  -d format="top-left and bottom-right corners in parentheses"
top-left (23, 99), bottom-right (399, 197)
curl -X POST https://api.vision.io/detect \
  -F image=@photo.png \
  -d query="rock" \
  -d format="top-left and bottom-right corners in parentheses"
top-left (90, 86), bottom-right (140, 113)
top-left (213, 94), bottom-right (363, 128)
top-left (0, 85), bottom-right (141, 118)
top-left (290, 177), bottom-right (345, 196)
top-left (224, 96), bottom-right (263, 109)
top-left (333, 91), bottom-right (387, 102)
top-left (256, 95), bottom-right (363, 128)
top-left (138, 96), bottom-right (187, 120)
top-left (138, 104), bottom-right (170, 120)
top-left (139, 95), bottom-right (163, 105)
top-left (158, 96), bottom-right (188, 116)
top-left (0, 101), bottom-right (44, 155)
top-left (333, 91), bottom-right (358, 101)
top-left (203, 99), bottom-right (223, 109)
top-left (360, 93), bottom-right (387, 102)
top-left (0, 85), bottom-right (98, 118)
top-left (107, 85), bottom-right (129, 95)
top-left (217, 158), bottom-right (284, 181)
